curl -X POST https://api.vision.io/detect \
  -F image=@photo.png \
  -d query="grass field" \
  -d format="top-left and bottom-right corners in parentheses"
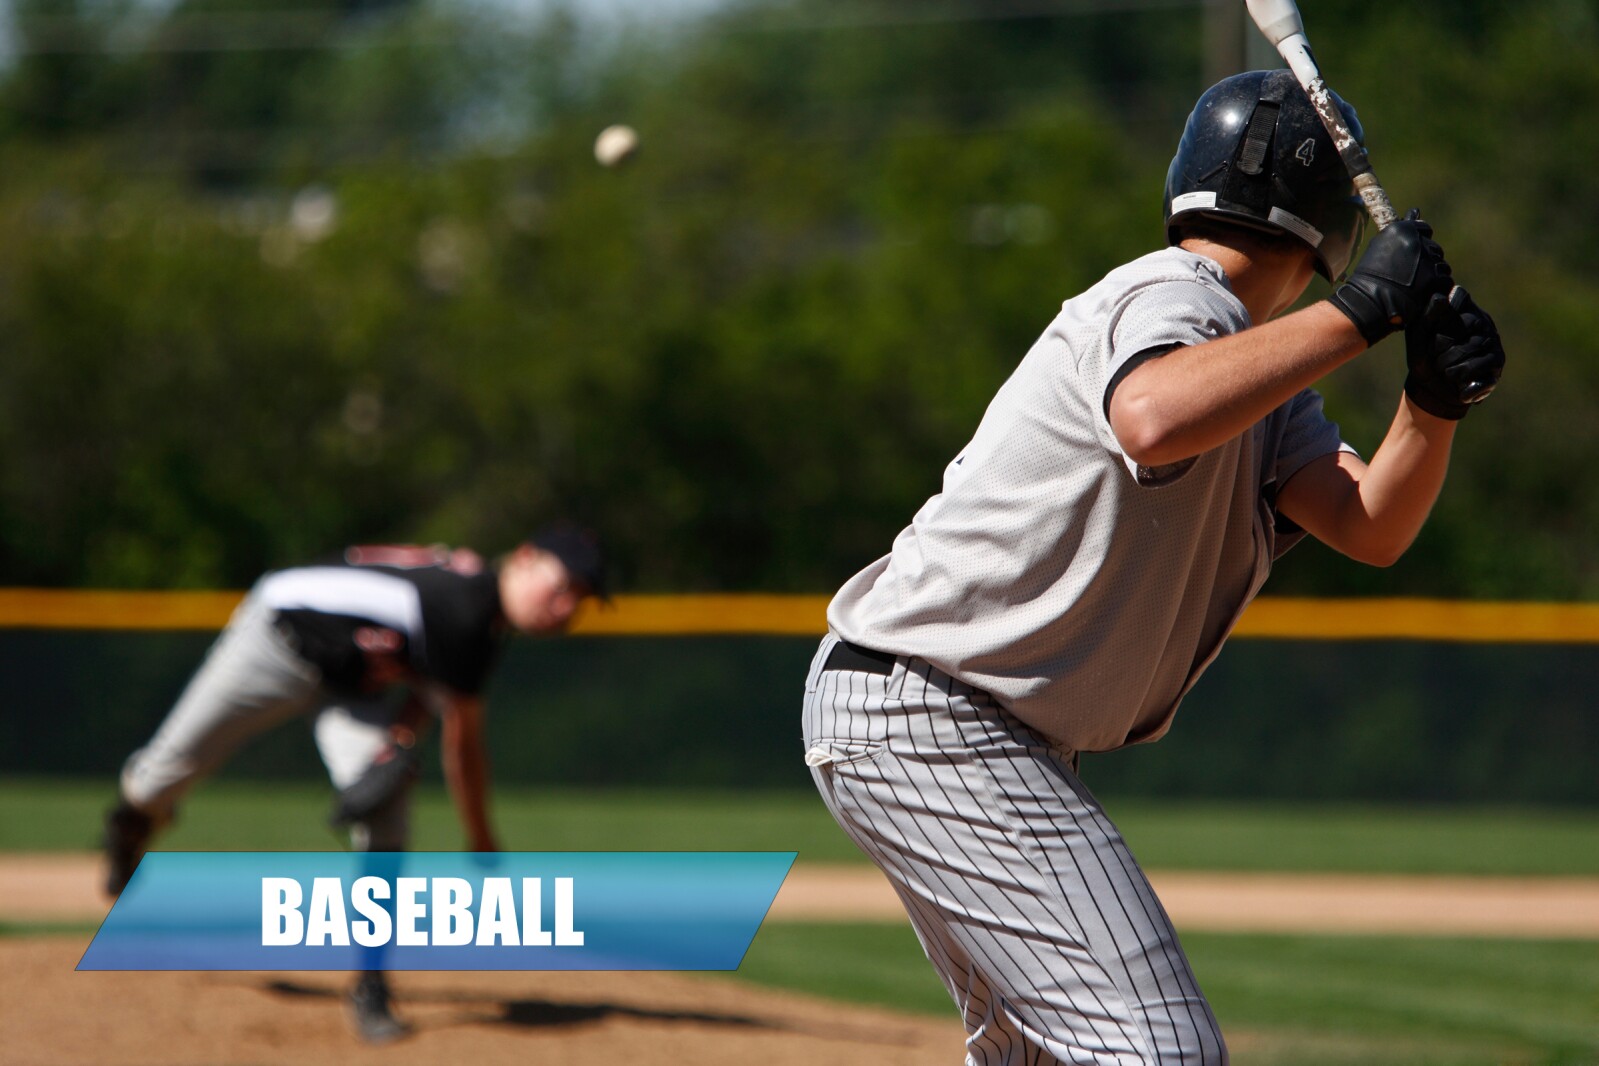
top-left (738, 923), bottom-right (1599, 1065)
top-left (6, 777), bottom-right (1596, 1064)
top-left (4, 776), bottom-right (1599, 876)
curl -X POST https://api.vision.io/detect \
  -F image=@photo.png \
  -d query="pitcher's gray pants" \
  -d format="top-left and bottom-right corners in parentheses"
top-left (802, 634), bottom-right (1226, 1065)
top-left (120, 589), bottom-right (409, 852)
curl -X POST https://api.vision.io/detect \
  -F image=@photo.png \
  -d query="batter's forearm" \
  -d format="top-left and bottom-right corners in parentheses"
top-left (1333, 396), bottom-right (1456, 566)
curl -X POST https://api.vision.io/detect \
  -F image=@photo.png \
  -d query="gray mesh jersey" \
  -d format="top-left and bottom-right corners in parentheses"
top-left (828, 246), bottom-right (1352, 753)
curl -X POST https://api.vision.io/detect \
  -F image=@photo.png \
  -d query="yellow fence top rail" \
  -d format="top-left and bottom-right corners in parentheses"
top-left (1230, 597), bottom-right (1599, 643)
top-left (0, 589), bottom-right (1596, 643)
top-left (0, 589), bottom-right (247, 631)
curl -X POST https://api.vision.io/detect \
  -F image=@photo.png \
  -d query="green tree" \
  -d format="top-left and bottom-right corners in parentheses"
top-left (0, 0), bottom-right (1593, 596)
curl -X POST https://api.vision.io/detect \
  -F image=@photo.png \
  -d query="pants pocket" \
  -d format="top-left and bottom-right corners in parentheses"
top-left (803, 738), bottom-right (886, 770)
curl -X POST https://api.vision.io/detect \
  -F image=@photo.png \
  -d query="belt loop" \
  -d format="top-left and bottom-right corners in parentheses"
top-left (805, 633), bottom-right (840, 692)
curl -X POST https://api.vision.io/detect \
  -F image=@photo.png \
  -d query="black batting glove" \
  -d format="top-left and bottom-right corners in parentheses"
top-left (1329, 209), bottom-right (1453, 345)
top-left (1404, 285), bottom-right (1505, 420)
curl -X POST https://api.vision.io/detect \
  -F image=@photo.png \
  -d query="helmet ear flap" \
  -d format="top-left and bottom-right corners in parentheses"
top-left (1323, 203), bottom-right (1368, 281)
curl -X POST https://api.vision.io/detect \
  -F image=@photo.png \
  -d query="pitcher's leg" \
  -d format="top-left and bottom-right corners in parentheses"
top-left (317, 697), bottom-right (412, 1043)
top-left (315, 697), bottom-right (411, 853)
top-left (120, 596), bottom-right (320, 820)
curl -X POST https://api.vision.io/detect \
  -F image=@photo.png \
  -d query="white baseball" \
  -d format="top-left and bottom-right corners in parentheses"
top-left (594, 124), bottom-right (639, 167)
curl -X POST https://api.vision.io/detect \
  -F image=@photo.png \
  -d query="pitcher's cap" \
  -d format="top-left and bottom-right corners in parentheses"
top-left (528, 524), bottom-right (609, 600)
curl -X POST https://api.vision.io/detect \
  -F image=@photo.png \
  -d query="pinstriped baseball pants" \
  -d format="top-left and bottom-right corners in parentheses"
top-left (802, 634), bottom-right (1226, 1065)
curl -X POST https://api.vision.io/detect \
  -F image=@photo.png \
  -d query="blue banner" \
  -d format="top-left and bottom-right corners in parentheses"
top-left (79, 852), bottom-right (795, 971)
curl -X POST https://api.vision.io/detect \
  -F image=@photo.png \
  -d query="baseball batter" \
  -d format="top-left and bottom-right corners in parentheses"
top-left (802, 71), bottom-right (1504, 1064)
top-left (102, 525), bottom-right (606, 1042)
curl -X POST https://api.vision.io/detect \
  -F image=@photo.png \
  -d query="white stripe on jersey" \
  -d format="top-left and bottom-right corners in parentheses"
top-left (256, 568), bottom-right (426, 658)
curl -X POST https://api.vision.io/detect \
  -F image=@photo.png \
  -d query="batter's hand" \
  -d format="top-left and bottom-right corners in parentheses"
top-left (1329, 210), bottom-right (1453, 345)
top-left (1404, 285), bottom-right (1505, 420)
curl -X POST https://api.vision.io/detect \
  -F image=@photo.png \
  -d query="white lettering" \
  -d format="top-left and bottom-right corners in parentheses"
top-left (521, 877), bottom-right (552, 946)
top-left (350, 876), bottom-right (392, 947)
top-left (476, 877), bottom-right (519, 946)
top-left (432, 877), bottom-right (474, 946)
top-left (555, 877), bottom-right (584, 946)
top-left (258, 873), bottom-right (586, 949)
top-left (305, 877), bottom-right (350, 946)
top-left (395, 877), bottom-right (429, 946)
top-left (261, 878), bottom-right (303, 946)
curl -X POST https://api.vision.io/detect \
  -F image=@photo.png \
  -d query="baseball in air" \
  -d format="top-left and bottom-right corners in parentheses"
top-left (594, 124), bottom-right (639, 167)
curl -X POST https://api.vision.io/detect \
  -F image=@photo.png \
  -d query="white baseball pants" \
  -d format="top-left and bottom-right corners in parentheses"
top-left (120, 588), bottom-right (409, 851)
top-left (802, 634), bottom-right (1227, 1065)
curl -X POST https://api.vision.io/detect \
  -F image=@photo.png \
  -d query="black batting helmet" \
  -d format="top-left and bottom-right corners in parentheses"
top-left (1164, 69), bottom-right (1365, 280)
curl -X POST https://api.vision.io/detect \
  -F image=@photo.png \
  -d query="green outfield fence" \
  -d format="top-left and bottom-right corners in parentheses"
top-left (3, 592), bottom-right (1596, 804)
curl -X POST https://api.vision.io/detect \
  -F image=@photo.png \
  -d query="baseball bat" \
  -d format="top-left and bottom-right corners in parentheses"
top-left (1247, 0), bottom-right (1494, 402)
top-left (1244, 0), bottom-right (1397, 231)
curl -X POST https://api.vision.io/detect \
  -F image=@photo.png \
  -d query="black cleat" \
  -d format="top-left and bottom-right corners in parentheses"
top-left (347, 971), bottom-right (408, 1044)
top-left (102, 802), bottom-right (154, 898)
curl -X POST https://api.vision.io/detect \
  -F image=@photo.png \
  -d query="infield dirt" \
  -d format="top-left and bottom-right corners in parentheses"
top-left (6, 935), bottom-right (963, 1066)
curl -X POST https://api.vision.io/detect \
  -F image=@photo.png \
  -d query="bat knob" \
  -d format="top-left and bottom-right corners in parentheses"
top-left (1462, 381), bottom-right (1496, 404)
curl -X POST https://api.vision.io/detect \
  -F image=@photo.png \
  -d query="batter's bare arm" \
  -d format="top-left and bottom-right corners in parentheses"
top-left (437, 691), bottom-right (498, 852)
top-left (1274, 400), bottom-right (1454, 567)
top-left (1112, 216), bottom-right (1452, 468)
top-left (1112, 301), bottom-right (1363, 467)
top-left (1277, 289), bottom-right (1506, 565)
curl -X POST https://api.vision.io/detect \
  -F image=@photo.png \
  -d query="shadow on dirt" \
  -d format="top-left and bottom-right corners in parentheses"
top-left (258, 977), bottom-right (915, 1046)
top-left (264, 978), bottom-right (764, 1032)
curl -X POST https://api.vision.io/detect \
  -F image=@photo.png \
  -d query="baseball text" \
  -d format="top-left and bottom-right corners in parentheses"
top-left (261, 876), bottom-right (585, 947)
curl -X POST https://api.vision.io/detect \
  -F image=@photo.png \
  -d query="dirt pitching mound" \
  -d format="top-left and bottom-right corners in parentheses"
top-left (7, 935), bottom-right (961, 1066)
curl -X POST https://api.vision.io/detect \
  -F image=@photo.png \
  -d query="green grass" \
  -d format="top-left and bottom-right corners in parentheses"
top-left (0, 921), bottom-right (97, 938)
top-left (736, 922), bottom-right (946, 1014)
top-left (1191, 933), bottom-right (1599, 1065)
top-left (1105, 799), bottom-right (1599, 876)
top-left (5, 776), bottom-right (1598, 876)
top-left (0, 776), bottom-right (852, 856)
top-left (735, 923), bottom-right (1599, 1066)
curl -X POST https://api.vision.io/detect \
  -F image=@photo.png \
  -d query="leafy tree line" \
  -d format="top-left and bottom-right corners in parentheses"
top-left (0, 0), bottom-right (1594, 597)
